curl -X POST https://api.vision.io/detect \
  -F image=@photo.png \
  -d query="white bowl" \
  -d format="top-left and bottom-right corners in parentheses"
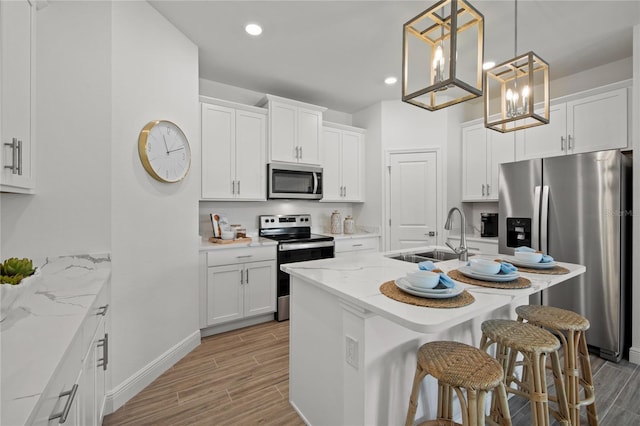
top-left (405, 270), bottom-right (440, 289)
top-left (221, 231), bottom-right (234, 240)
top-left (469, 258), bottom-right (501, 275)
top-left (514, 251), bottom-right (543, 263)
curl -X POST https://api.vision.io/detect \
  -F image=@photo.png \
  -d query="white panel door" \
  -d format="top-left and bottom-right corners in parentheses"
top-left (243, 261), bottom-right (276, 317)
top-left (201, 104), bottom-right (234, 199)
top-left (461, 124), bottom-right (487, 200)
top-left (389, 151), bottom-right (438, 250)
top-left (341, 131), bottom-right (362, 201)
top-left (235, 110), bottom-right (266, 200)
top-left (270, 102), bottom-right (297, 163)
top-left (297, 108), bottom-right (321, 165)
top-left (207, 264), bottom-right (243, 326)
top-left (321, 126), bottom-right (342, 200)
top-left (568, 88), bottom-right (628, 154)
top-left (516, 103), bottom-right (567, 160)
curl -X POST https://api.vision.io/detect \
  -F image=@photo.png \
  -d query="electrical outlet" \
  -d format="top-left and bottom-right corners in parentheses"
top-left (345, 336), bottom-right (359, 369)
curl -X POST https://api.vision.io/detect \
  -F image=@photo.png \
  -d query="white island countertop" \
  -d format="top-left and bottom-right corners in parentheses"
top-left (282, 250), bottom-right (585, 333)
top-left (1, 254), bottom-right (111, 426)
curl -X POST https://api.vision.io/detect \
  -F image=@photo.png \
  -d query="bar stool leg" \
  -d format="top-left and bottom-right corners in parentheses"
top-left (578, 331), bottom-right (598, 426)
top-left (550, 351), bottom-right (571, 426)
top-left (405, 365), bottom-right (427, 426)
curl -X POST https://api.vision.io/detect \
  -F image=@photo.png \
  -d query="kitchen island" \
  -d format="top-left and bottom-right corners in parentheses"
top-left (282, 251), bottom-right (585, 425)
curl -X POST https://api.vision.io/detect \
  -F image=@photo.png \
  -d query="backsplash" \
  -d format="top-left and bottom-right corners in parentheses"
top-left (461, 202), bottom-right (498, 237)
top-left (199, 200), bottom-right (358, 239)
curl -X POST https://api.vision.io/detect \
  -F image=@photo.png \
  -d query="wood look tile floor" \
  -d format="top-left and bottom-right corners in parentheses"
top-left (104, 320), bottom-right (640, 425)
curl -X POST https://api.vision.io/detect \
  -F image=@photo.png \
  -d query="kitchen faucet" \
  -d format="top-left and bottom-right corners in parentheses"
top-left (444, 207), bottom-right (468, 261)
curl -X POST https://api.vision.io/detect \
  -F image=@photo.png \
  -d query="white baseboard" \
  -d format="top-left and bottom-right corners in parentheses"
top-left (629, 346), bottom-right (640, 365)
top-left (104, 330), bottom-right (201, 414)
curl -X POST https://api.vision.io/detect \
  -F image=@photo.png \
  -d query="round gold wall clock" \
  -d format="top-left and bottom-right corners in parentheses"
top-left (138, 120), bottom-right (191, 183)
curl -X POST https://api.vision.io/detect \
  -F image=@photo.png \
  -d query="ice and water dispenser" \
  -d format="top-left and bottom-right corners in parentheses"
top-left (506, 217), bottom-right (532, 248)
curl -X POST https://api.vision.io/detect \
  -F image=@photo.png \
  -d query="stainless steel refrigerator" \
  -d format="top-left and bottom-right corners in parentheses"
top-left (498, 150), bottom-right (631, 362)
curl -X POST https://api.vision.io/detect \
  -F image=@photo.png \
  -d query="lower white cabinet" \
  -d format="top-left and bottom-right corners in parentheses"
top-left (334, 235), bottom-right (380, 257)
top-left (33, 284), bottom-right (109, 426)
top-left (205, 247), bottom-right (276, 327)
top-left (447, 237), bottom-right (498, 255)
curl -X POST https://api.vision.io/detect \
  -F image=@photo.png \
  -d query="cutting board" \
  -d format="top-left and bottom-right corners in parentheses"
top-left (208, 237), bottom-right (252, 245)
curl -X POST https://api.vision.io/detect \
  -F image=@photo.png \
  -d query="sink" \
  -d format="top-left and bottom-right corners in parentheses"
top-left (388, 250), bottom-right (474, 263)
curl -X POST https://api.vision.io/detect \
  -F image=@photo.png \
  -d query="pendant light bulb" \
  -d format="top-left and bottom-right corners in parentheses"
top-left (433, 44), bottom-right (445, 83)
top-left (506, 88), bottom-right (513, 101)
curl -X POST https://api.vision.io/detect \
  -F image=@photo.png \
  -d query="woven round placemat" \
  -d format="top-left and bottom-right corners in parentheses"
top-left (494, 259), bottom-right (570, 275)
top-left (379, 281), bottom-right (475, 309)
top-left (447, 269), bottom-right (531, 289)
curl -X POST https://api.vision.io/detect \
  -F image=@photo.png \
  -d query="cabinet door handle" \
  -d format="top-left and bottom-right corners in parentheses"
top-left (343, 186), bottom-right (347, 197)
top-left (482, 184), bottom-right (485, 196)
top-left (568, 134), bottom-right (573, 150)
top-left (4, 138), bottom-right (18, 174)
top-left (97, 333), bottom-right (109, 371)
top-left (486, 184), bottom-right (490, 196)
top-left (237, 180), bottom-right (240, 195)
top-left (97, 304), bottom-right (109, 316)
top-left (299, 146), bottom-right (302, 159)
top-left (561, 136), bottom-right (565, 151)
top-left (245, 269), bottom-right (249, 284)
top-left (295, 146), bottom-right (299, 159)
top-left (17, 140), bottom-right (22, 175)
top-left (49, 384), bottom-right (79, 423)
top-left (231, 180), bottom-right (235, 194)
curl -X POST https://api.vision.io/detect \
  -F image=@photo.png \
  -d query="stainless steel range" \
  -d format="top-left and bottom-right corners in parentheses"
top-left (259, 214), bottom-right (334, 321)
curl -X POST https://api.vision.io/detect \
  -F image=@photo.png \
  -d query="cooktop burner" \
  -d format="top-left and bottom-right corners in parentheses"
top-left (258, 214), bottom-right (334, 244)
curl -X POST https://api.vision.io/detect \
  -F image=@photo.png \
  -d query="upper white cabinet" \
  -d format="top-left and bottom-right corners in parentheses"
top-left (461, 123), bottom-right (514, 201)
top-left (516, 86), bottom-right (628, 160)
top-left (201, 98), bottom-right (267, 201)
top-left (260, 94), bottom-right (326, 165)
top-left (1, 0), bottom-right (36, 193)
top-left (321, 122), bottom-right (365, 202)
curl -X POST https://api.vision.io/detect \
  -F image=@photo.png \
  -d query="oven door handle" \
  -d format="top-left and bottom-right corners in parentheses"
top-left (279, 241), bottom-right (335, 251)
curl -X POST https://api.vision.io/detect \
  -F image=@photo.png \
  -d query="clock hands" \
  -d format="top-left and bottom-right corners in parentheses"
top-left (167, 146), bottom-right (185, 154)
top-left (162, 134), bottom-right (170, 154)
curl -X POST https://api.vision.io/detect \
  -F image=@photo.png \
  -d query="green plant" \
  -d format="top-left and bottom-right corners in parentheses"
top-left (0, 257), bottom-right (36, 285)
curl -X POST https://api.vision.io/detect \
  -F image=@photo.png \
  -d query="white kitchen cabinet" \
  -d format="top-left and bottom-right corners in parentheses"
top-left (201, 98), bottom-right (267, 200)
top-left (447, 236), bottom-right (498, 255)
top-left (461, 123), bottom-right (514, 201)
top-left (260, 94), bottom-right (326, 165)
top-left (1, 0), bottom-right (36, 193)
top-left (321, 123), bottom-right (365, 202)
top-left (205, 247), bottom-right (276, 327)
top-left (334, 235), bottom-right (380, 257)
top-left (516, 86), bottom-right (628, 160)
top-left (33, 285), bottom-right (109, 426)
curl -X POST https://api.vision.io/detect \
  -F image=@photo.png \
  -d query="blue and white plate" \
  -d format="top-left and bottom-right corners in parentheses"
top-left (458, 266), bottom-right (519, 282)
top-left (504, 256), bottom-right (556, 269)
top-left (394, 278), bottom-right (464, 299)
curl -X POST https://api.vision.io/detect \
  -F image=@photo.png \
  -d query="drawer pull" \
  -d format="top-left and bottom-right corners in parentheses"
top-left (352, 243), bottom-right (363, 247)
top-left (236, 255), bottom-right (253, 259)
top-left (97, 304), bottom-right (109, 316)
top-left (97, 333), bottom-right (109, 371)
top-left (49, 384), bottom-right (79, 423)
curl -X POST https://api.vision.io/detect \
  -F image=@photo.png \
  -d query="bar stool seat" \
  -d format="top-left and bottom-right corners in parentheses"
top-left (516, 305), bottom-right (598, 426)
top-left (405, 340), bottom-right (511, 426)
top-left (480, 319), bottom-right (570, 426)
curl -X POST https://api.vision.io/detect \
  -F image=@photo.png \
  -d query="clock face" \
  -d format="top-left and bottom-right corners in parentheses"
top-left (138, 120), bottom-right (191, 183)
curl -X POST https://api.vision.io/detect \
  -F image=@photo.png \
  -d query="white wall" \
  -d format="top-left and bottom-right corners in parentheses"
top-left (0, 1), bottom-right (112, 258)
top-left (199, 78), bottom-right (352, 125)
top-left (110, 0), bottom-right (200, 408)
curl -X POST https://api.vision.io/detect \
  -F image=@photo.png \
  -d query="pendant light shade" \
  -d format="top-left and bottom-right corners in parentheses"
top-left (484, 0), bottom-right (550, 132)
top-left (402, 0), bottom-right (484, 111)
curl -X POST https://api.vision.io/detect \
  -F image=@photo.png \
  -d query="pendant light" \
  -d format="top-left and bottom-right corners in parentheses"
top-left (484, 0), bottom-right (549, 132)
top-left (402, 0), bottom-right (484, 111)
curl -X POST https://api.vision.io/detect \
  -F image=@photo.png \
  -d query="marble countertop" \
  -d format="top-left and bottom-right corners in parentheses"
top-left (281, 249), bottom-right (585, 333)
top-left (199, 236), bottom-right (278, 251)
top-left (1, 254), bottom-right (111, 426)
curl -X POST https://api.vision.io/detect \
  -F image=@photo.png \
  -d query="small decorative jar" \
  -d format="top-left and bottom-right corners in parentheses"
top-left (344, 215), bottom-right (355, 234)
top-left (330, 210), bottom-right (342, 234)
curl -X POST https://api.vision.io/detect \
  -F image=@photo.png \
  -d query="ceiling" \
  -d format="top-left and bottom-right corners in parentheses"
top-left (150, 0), bottom-right (640, 114)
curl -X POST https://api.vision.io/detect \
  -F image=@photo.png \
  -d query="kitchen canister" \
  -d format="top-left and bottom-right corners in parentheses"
top-left (344, 215), bottom-right (355, 234)
top-left (331, 210), bottom-right (342, 234)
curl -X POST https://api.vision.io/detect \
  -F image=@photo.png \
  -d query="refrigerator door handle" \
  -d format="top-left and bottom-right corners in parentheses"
top-left (533, 186), bottom-right (541, 250)
top-left (541, 185), bottom-right (550, 254)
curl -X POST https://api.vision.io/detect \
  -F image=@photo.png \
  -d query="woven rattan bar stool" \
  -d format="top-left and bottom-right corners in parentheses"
top-left (516, 305), bottom-right (598, 426)
top-left (405, 341), bottom-right (511, 426)
top-left (480, 319), bottom-right (570, 426)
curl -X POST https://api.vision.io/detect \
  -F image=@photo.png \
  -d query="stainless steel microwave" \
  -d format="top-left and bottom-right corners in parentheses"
top-left (268, 163), bottom-right (322, 200)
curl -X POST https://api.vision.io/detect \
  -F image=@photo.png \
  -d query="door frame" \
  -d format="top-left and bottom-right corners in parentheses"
top-left (384, 147), bottom-right (446, 251)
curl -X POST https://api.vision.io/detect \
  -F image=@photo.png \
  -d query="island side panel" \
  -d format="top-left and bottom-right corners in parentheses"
top-left (289, 275), bottom-right (345, 425)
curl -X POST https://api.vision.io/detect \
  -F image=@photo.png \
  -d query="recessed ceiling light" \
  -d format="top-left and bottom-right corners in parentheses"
top-left (245, 23), bottom-right (262, 36)
top-left (482, 61), bottom-right (496, 70)
top-left (384, 76), bottom-right (398, 85)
